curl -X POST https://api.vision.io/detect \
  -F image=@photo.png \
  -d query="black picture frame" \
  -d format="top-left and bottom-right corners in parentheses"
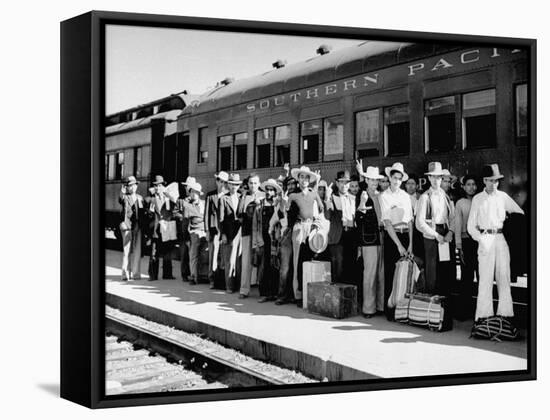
top-left (60, 10), bottom-right (537, 409)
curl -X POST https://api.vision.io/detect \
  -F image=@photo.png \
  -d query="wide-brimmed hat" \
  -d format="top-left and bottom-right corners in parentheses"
top-left (187, 181), bottom-right (203, 194)
top-left (152, 175), bottom-right (166, 185)
top-left (385, 163), bottom-right (409, 182)
top-left (214, 171), bottom-right (229, 182)
top-left (441, 169), bottom-right (458, 183)
top-left (425, 161), bottom-right (446, 176)
top-left (335, 170), bottom-right (351, 183)
top-left (181, 176), bottom-right (197, 186)
top-left (481, 164), bottom-right (504, 180)
top-left (317, 180), bottom-right (328, 189)
top-left (124, 175), bottom-right (139, 186)
top-left (309, 228), bottom-right (329, 254)
top-left (227, 173), bottom-right (242, 185)
top-left (290, 166), bottom-right (320, 184)
top-left (364, 166), bottom-right (384, 180)
top-left (260, 178), bottom-right (282, 194)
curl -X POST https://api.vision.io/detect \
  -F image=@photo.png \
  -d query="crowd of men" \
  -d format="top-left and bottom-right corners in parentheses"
top-left (117, 159), bottom-right (526, 324)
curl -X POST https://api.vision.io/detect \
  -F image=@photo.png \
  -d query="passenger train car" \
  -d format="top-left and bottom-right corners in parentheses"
top-left (177, 41), bottom-right (528, 197)
top-left (104, 92), bottom-right (197, 245)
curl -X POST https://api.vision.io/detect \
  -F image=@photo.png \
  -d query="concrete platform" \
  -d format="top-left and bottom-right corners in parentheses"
top-left (105, 250), bottom-right (527, 381)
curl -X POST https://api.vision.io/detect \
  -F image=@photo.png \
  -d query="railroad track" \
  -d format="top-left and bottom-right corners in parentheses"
top-left (105, 307), bottom-right (315, 395)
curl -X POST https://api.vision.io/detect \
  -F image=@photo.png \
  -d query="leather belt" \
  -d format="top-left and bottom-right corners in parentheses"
top-left (392, 226), bottom-right (409, 234)
top-left (479, 228), bottom-right (503, 234)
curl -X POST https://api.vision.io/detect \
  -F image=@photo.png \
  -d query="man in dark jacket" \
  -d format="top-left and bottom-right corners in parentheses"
top-left (324, 170), bottom-right (358, 284)
top-left (204, 171), bottom-right (228, 288)
top-left (219, 173), bottom-right (243, 293)
top-left (118, 175), bottom-right (144, 281)
top-left (145, 175), bottom-right (177, 281)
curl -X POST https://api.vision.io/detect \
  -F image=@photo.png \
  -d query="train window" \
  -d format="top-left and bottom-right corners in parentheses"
top-left (124, 149), bottom-right (134, 177)
top-left (301, 120), bottom-right (321, 164)
top-left (515, 83), bottom-right (528, 144)
top-left (255, 129), bottom-right (272, 168)
top-left (384, 104), bottom-right (410, 156)
top-left (137, 146), bottom-right (151, 178)
top-left (115, 152), bottom-right (124, 179)
top-left (462, 89), bottom-right (496, 149)
top-left (274, 125), bottom-right (291, 166)
top-left (323, 116), bottom-right (344, 161)
top-left (355, 109), bottom-right (380, 158)
top-left (218, 135), bottom-right (232, 171)
top-left (105, 155), bottom-right (109, 180)
top-left (198, 127), bottom-right (208, 164)
top-left (424, 96), bottom-right (456, 153)
top-left (107, 154), bottom-right (116, 180)
top-left (234, 133), bottom-right (249, 170)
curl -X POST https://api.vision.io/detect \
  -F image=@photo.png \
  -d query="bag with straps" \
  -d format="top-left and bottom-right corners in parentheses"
top-left (395, 293), bottom-right (453, 332)
top-left (470, 316), bottom-right (519, 342)
top-left (388, 256), bottom-right (420, 308)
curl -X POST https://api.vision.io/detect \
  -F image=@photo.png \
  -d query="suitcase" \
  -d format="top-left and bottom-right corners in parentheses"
top-left (395, 293), bottom-right (452, 332)
top-left (302, 261), bottom-right (331, 309)
top-left (387, 256), bottom-right (420, 308)
top-left (307, 282), bottom-right (358, 319)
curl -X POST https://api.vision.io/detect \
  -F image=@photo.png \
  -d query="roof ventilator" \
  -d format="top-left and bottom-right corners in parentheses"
top-left (316, 44), bottom-right (332, 55)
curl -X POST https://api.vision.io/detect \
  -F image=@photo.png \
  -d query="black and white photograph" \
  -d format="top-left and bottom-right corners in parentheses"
top-left (102, 20), bottom-right (532, 398)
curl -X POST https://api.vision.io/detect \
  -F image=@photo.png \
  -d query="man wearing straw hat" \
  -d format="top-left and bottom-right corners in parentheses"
top-left (176, 176), bottom-right (196, 282)
top-left (324, 170), bottom-right (358, 284)
top-left (204, 171), bottom-right (228, 288)
top-left (252, 178), bottom-right (282, 302)
top-left (145, 175), bottom-right (177, 281)
top-left (118, 175), bottom-right (144, 281)
top-left (416, 162), bottom-right (456, 296)
top-left (284, 166), bottom-right (324, 305)
top-left (219, 173), bottom-right (243, 293)
top-left (355, 167), bottom-right (385, 317)
top-left (178, 180), bottom-right (207, 285)
top-left (467, 164), bottom-right (524, 321)
top-left (379, 162), bottom-right (414, 319)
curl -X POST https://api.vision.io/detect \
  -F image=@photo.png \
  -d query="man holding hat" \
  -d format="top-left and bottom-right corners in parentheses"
top-left (324, 170), bottom-right (358, 284)
top-left (219, 173), bottom-right (244, 293)
top-left (118, 175), bottom-right (144, 281)
top-left (379, 162), bottom-right (414, 319)
top-left (355, 167), bottom-right (385, 317)
top-left (175, 176), bottom-right (196, 282)
top-left (204, 171), bottom-right (228, 288)
top-left (252, 178), bottom-right (282, 302)
top-left (145, 175), bottom-right (177, 281)
top-left (179, 180), bottom-right (207, 285)
top-left (416, 162), bottom-right (456, 296)
top-left (467, 164), bottom-right (524, 321)
top-left (285, 166), bottom-right (324, 305)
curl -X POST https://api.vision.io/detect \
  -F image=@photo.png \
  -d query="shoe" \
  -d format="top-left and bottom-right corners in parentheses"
top-left (258, 297), bottom-right (268, 303)
top-left (226, 289), bottom-right (234, 294)
top-left (238, 294), bottom-right (248, 299)
top-left (275, 299), bottom-right (286, 306)
top-left (209, 283), bottom-right (215, 289)
top-left (296, 299), bottom-right (303, 307)
top-left (362, 313), bottom-right (375, 319)
top-left (163, 275), bottom-right (176, 280)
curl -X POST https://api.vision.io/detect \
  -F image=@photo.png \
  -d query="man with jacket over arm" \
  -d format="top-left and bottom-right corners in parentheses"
top-left (204, 171), bottom-right (228, 288)
top-left (118, 175), bottom-right (144, 281)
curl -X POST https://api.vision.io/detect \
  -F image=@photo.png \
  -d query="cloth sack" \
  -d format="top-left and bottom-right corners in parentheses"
top-left (395, 293), bottom-right (452, 332)
top-left (159, 220), bottom-right (178, 242)
top-left (470, 316), bottom-right (519, 342)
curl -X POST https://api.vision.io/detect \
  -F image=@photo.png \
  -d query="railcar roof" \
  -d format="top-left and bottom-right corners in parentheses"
top-left (106, 109), bottom-right (182, 135)
top-left (182, 41), bottom-right (461, 115)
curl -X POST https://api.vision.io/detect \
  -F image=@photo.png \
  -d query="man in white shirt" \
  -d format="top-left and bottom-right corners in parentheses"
top-left (467, 164), bottom-right (524, 321)
top-left (416, 162), bottom-right (455, 295)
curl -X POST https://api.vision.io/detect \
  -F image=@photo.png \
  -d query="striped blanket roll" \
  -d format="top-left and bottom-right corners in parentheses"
top-left (470, 316), bottom-right (519, 342)
top-left (395, 294), bottom-right (450, 332)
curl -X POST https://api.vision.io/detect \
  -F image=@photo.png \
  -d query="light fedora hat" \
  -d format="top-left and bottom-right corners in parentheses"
top-left (187, 181), bottom-right (203, 194)
top-left (227, 173), bottom-right (243, 185)
top-left (309, 228), bottom-right (329, 254)
top-left (214, 171), bottom-right (229, 182)
top-left (425, 161), bottom-right (447, 176)
top-left (364, 166), bottom-right (384, 180)
top-left (181, 176), bottom-right (197, 186)
top-left (124, 175), bottom-right (139, 186)
top-left (385, 162), bottom-right (409, 182)
top-left (481, 163), bottom-right (505, 180)
top-left (291, 165), bottom-right (321, 184)
top-left (152, 175), bottom-right (166, 185)
top-left (260, 178), bottom-right (282, 194)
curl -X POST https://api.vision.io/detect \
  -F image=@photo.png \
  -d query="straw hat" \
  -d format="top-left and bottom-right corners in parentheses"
top-left (364, 166), bottom-right (384, 180)
top-left (424, 162), bottom-right (446, 176)
top-left (123, 175), bottom-right (139, 186)
top-left (187, 181), bottom-right (203, 194)
top-left (227, 173), bottom-right (243, 185)
top-left (481, 164), bottom-right (504, 180)
top-left (214, 171), bottom-right (229, 182)
top-left (309, 229), bottom-right (329, 254)
top-left (260, 178), bottom-right (282, 194)
top-left (290, 166), bottom-right (321, 184)
top-left (385, 163), bottom-right (409, 182)
top-left (152, 175), bottom-right (166, 185)
top-left (181, 176), bottom-right (197, 186)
